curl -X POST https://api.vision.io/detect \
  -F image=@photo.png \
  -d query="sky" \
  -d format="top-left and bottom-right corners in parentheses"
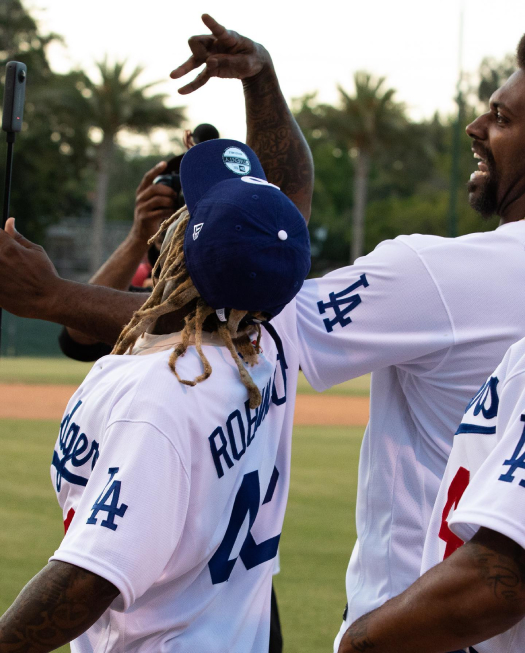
top-left (25, 0), bottom-right (525, 153)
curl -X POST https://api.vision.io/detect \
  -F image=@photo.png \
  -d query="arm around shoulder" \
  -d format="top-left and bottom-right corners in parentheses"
top-left (338, 527), bottom-right (525, 653)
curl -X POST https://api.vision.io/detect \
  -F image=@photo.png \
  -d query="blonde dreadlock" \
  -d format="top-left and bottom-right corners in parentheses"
top-left (112, 206), bottom-right (263, 408)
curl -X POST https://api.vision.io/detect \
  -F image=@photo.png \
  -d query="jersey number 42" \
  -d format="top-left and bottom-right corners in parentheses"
top-left (209, 468), bottom-right (280, 585)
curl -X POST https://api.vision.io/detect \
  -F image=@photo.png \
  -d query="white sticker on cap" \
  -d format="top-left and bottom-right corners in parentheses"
top-left (222, 147), bottom-right (251, 175)
top-left (241, 176), bottom-right (280, 190)
top-left (193, 223), bottom-right (203, 240)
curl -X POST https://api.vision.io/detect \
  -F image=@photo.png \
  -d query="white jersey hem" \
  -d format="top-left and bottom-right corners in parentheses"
top-left (450, 509), bottom-right (525, 551)
top-left (50, 550), bottom-right (135, 611)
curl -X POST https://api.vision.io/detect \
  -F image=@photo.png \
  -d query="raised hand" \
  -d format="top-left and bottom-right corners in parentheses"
top-left (170, 14), bottom-right (270, 95)
top-left (0, 218), bottom-right (60, 319)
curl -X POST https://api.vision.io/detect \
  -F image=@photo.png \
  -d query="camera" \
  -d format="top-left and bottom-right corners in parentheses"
top-left (153, 155), bottom-right (185, 209)
top-left (153, 171), bottom-right (181, 194)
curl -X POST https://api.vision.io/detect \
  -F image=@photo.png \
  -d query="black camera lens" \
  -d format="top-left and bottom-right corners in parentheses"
top-left (153, 172), bottom-right (185, 209)
top-left (153, 172), bottom-right (181, 193)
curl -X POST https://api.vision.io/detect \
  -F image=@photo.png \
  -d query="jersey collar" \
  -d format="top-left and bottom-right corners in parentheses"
top-left (129, 330), bottom-right (224, 356)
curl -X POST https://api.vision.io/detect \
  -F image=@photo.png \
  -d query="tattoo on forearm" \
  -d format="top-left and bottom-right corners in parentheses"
top-left (467, 530), bottom-right (525, 605)
top-left (0, 562), bottom-right (119, 652)
top-left (243, 63), bottom-right (313, 217)
top-left (340, 613), bottom-right (375, 652)
top-left (476, 553), bottom-right (520, 601)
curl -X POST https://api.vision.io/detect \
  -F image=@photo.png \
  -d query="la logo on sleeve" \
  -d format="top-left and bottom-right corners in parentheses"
top-left (86, 468), bottom-right (128, 531)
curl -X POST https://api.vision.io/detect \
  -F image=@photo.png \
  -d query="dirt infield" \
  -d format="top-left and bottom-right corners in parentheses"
top-left (0, 383), bottom-right (369, 426)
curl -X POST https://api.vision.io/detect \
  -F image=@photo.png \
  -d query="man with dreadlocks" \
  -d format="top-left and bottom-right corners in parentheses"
top-left (0, 139), bottom-right (310, 653)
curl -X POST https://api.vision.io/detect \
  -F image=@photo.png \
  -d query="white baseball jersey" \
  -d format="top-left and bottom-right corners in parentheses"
top-left (293, 221), bottom-right (525, 647)
top-left (50, 304), bottom-right (299, 653)
top-left (421, 337), bottom-right (525, 653)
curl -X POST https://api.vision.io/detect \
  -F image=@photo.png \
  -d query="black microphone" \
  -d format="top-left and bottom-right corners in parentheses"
top-left (1, 61), bottom-right (27, 353)
top-left (2, 61), bottom-right (27, 228)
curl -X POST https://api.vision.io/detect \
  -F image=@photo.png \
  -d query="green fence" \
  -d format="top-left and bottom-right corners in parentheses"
top-left (0, 312), bottom-right (63, 357)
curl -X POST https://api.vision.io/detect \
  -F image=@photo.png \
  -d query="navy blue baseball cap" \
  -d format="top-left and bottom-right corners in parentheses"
top-left (180, 139), bottom-right (311, 319)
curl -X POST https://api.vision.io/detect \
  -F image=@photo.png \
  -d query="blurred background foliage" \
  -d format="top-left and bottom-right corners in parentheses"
top-left (0, 0), bottom-right (509, 275)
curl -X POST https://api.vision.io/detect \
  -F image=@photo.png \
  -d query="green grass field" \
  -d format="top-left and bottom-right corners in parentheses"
top-left (0, 357), bottom-right (95, 386)
top-left (0, 357), bottom-right (371, 396)
top-left (0, 419), bottom-right (70, 653)
top-left (0, 417), bottom-right (361, 653)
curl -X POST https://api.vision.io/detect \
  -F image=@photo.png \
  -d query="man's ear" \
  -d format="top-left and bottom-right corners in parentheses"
top-left (183, 129), bottom-right (195, 150)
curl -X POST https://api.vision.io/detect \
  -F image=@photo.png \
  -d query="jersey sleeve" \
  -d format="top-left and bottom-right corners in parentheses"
top-left (296, 238), bottom-right (454, 390)
top-left (450, 372), bottom-right (525, 550)
top-left (50, 419), bottom-right (190, 611)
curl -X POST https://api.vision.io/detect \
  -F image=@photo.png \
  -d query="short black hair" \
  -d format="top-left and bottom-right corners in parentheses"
top-left (192, 123), bottom-right (220, 144)
top-left (518, 34), bottom-right (525, 69)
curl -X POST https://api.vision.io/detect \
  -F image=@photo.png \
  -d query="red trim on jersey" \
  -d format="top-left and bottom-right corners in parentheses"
top-left (64, 508), bottom-right (75, 534)
top-left (439, 466), bottom-right (470, 559)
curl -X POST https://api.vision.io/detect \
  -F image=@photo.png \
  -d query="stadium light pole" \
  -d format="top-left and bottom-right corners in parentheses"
top-left (448, 0), bottom-right (465, 238)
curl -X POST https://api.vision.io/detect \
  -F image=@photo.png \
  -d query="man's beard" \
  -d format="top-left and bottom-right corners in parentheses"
top-left (467, 147), bottom-right (499, 219)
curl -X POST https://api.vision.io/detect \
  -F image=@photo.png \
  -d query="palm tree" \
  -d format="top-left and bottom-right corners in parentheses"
top-left (78, 59), bottom-right (184, 273)
top-left (325, 72), bottom-right (406, 262)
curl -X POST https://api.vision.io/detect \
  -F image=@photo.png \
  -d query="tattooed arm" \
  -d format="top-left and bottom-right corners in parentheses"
top-left (242, 60), bottom-right (313, 222)
top-left (171, 14), bottom-right (314, 222)
top-left (0, 561), bottom-right (119, 652)
top-left (338, 527), bottom-right (525, 653)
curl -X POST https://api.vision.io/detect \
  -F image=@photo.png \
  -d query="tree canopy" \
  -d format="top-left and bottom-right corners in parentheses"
top-left (0, 0), bottom-right (512, 274)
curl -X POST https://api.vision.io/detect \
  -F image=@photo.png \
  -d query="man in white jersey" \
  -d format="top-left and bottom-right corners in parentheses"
top-left (333, 34), bottom-right (525, 653)
top-left (4, 18), bottom-right (525, 651)
top-left (295, 32), bottom-right (525, 649)
top-left (0, 139), bottom-right (311, 652)
top-left (336, 340), bottom-right (525, 653)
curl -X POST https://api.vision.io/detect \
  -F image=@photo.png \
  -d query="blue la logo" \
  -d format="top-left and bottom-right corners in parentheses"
top-left (317, 274), bottom-right (369, 333)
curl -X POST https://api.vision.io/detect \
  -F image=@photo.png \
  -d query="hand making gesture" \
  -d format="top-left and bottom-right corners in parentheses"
top-left (171, 14), bottom-right (271, 95)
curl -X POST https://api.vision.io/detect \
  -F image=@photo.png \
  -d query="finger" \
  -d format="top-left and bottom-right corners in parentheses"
top-left (188, 34), bottom-right (216, 60)
top-left (4, 217), bottom-right (16, 237)
top-left (144, 210), bottom-right (174, 225)
top-left (136, 161), bottom-right (166, 194)
top-left (0, 219), bottom-right (34, 249)
top-left (202, 14), bottom-right (239, 48)
top-left (171, 55), bottom-right (201, 80)
top-left (170, 36), bottom-right (215, 79)
top-left (178, 64), bottom-right (214, 95)
top-left (136, 182), bottom-right (177, 205)
top-left (139, 195), bottom-right (178, 214)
